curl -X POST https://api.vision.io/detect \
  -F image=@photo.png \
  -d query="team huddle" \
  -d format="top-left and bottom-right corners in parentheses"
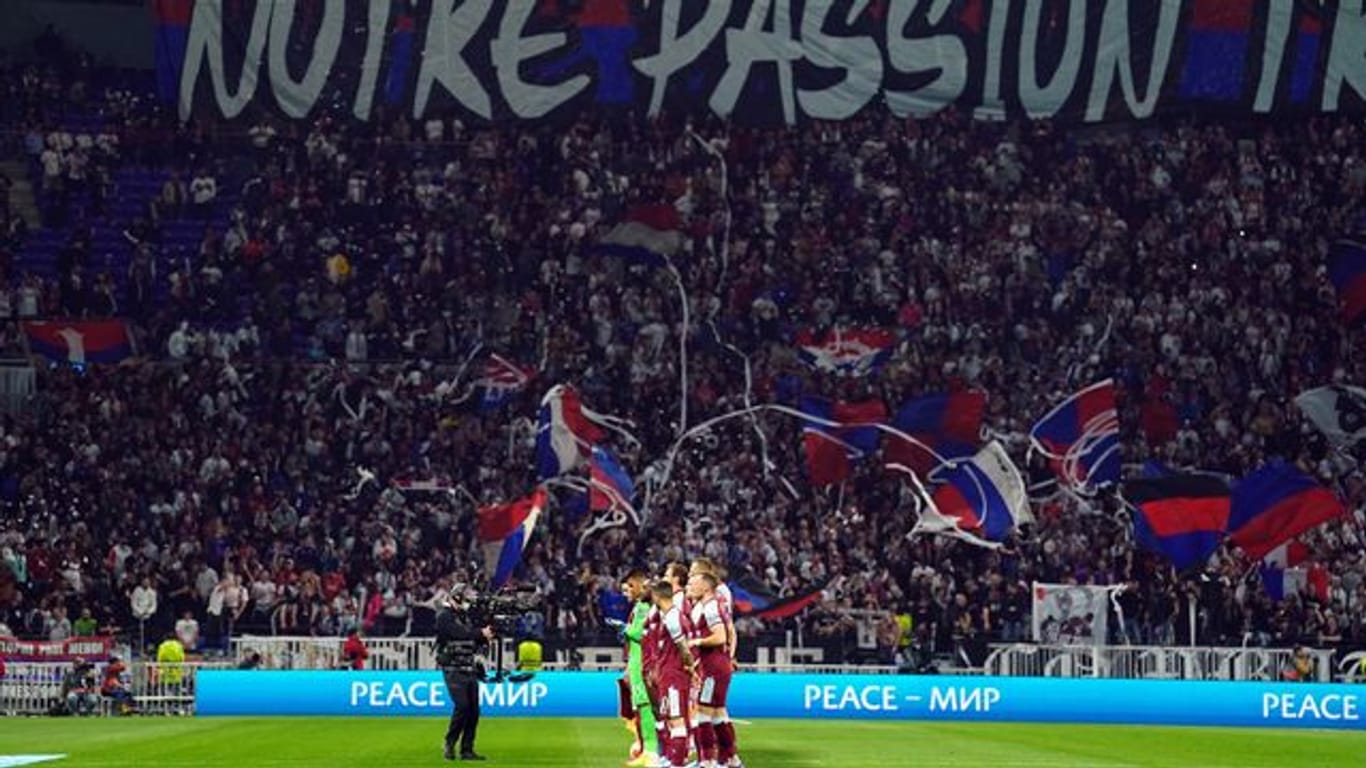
top-left (619, 559), bottom-right (742, 768)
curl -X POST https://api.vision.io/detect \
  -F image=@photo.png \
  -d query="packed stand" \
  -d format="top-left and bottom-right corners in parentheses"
top-left (1, 46), bottom-right (1365, 668)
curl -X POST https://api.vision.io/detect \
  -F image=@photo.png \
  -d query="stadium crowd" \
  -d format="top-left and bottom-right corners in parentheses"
top-left (1, 43), bottom-right (1365, 667)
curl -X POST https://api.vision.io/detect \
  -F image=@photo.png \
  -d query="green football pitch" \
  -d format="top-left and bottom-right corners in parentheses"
top-left (0, 717), bottom-right (1362, 767)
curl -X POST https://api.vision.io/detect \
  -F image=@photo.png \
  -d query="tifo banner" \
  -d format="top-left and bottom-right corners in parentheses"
top-left (0, 635), bottom-right (114, 662)
top-left (196, 670), bottom-right (1366, 729)
top-left (22, 320), bottom-right (133, 365)
top-left (1032, 582), bottom-right (1112, 645)
top-left (164, 1), bottom-right (1366, 126)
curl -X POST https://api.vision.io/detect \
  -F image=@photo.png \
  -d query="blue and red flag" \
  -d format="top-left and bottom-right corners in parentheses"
top-left (1289, 12), bottom-right (1324, 105)
top-left (23, 321), bottom-right (133, 365)
top-left (884, 390), bottom-right (986, 476)
top-left (1229, 461), bottom-right (1347, 561)
top-left (475, 354), bottom-right (535, 412)
top-left (914, 442), bottom-right (1032, 548)
top-left (796, 327), bottom-right (897, 377)
top-left (1125, 474), bottom-right (1231, 571)
top-left (1179, 0), bottom-right (1254, 101)
top-left (589, 446), bottom-right (635, 514)
top-left (799, 397), bottom-right (888, 486)
top-left (596, 205), bottom-right (683, 266)
top-left (151, 0), bottom-right (192, 104)
top-left (478, 487), bottom-right (548, 589)
top-left (385, 11), bottom-right (418, 106)
top-left (1029, 379), bottom-right (1121, 494)
top-left (728, 576), bottom-right (826, 621)
top-left (1328, 239), bottom-right (1366, 326)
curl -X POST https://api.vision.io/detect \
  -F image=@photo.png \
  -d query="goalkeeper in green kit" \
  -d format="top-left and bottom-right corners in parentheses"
top-left (617, 570), bottom-right (659, 767)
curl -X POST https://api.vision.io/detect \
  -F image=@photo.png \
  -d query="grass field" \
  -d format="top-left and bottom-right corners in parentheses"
top-left (0, 717), bottom-right (1363, 767)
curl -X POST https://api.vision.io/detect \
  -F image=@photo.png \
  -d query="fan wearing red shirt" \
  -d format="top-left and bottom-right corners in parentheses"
top-left (648, 580), bottom-right (696, 768)
top-left (343, 629), bottom-right (369, 670)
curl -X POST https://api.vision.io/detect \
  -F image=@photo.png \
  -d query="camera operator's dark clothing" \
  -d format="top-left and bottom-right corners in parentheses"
top-left (435, 607), bottom-right (483, 757)
top-left (443, 671), bottom-right (480, 756)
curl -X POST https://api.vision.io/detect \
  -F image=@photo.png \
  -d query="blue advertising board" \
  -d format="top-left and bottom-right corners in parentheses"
top-left (197, 671), bottom-right (1365, 730)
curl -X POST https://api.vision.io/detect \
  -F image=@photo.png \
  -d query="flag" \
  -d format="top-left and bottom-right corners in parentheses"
top-left (799, 397), bottom-right (888, 486)
top-left (915, 442), bottom-right (1032, 547)
top-left (589, 446), bottom-right (634, 513)
top-left (477, 488), bottom-right (548, 589)
top-left (152, 0), bottom-right (191, 103)
top-left (1260, 540), bottom-right (1310, 601)
top-left (728, 576), bottom-right (826, 621)
top-left (1295, 385), bottom-right (1366, 449)
top-left (1029, 379), bottom-right (1121, 493)
top-left (535, 385), bottom-right (608, 479)
top-left (884, 391), bottom-right (986, 476)
top-left (597, 205), bottom-right (684, 265)
top-left (1178, 0), bottom-right (1254, 101)
top-left (23, 320), bottom-right (133, 365)
top-left (1228, 461), bottom-right (1347, 561)
top-left (475, 354), bottom-right (534, 412)
top-left (1289, 13), bottom-right (1324, 104)
top-left (1125, 474), bottom-right (1231, 571)
top-left (1328, 239), bottom-right (1366, 326)
top-left (795, 327), bottom-right (897, 377)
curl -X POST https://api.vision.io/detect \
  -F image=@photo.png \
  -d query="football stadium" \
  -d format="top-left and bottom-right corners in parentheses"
top-left (1, 1), bottom-right (1366, 767)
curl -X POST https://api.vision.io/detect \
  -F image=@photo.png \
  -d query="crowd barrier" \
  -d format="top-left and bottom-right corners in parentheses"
top-left (196, 670), bottom-right (1365, 730)
top-left (0, 662), bottom-right (229, 716)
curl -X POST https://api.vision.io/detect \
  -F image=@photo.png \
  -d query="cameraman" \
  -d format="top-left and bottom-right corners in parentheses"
top-left (435, 591), bottom-right (493, 762)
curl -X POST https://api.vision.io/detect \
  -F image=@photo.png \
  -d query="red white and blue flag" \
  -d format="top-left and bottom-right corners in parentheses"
top-left (23, 320), bottom-right (133, 365)
top-left (536, 385), bottom-right (608, 479)
top-left (913, 442), bottom-right (1032, 548)
top-left (597, 205), bottom-right (684, 265)
top-left (1260, 540), bottom-right (1311, 601)
top-left (799, 397), bottom-right (888, 486)
top-left (475, 354), bottom-right (534, 412)
top-left (478, 487), bottom-right (548, 589)
top-left (1029, 379), bottom-right (1121, 494)
top-left (1229, 461), bottom-right (1346, 561)
top-left (795, 327), bottom-right (897, 377)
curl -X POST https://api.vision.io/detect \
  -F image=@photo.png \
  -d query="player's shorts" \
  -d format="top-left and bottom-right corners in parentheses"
top-left (655, 674), bottom-right (691, 720)
top-left (698, 660), bottom-right (732, 708)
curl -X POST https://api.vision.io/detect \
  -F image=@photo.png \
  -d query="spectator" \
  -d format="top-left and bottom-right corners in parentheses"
top-left (174, 611), bottom-right (200, 652)
top-left (72, 608), bottom-right (98, 638)
top-left (343, 629), bottom-right (369, 670)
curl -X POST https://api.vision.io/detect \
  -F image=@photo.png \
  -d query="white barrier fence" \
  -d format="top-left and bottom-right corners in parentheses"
top-left (228, 635), bottom-right (901, 674)
top-left (984, 644), bottom-right (1343, 683)
top-left (0, 662), bottom-right (231, 717)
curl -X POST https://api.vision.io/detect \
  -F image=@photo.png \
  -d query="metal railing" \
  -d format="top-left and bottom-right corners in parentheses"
top-left (982, 644), bottom-right (1340, 682)
top-left (0, 661), bottom-right (231, 717)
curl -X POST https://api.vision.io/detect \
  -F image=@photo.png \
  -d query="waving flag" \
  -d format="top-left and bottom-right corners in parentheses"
top-left (535, 385), bottom-right (608, 479)
top-left (799, 397), bottom-right (888, 486)
top-left (597, 204), bottom-right (684, 265)
top-left (1329, 239), bottom-right (1366, 326)
top-left (589, 446), bottom-right (635, 514)
top-left (913, 442), bottom-right (1032, 548)
top-left (795, 327), bottom-right (897, 377)
top-left (475, 354), bottom-right (534, 412)
top-left (477, 487), bottom-right (548, 589)
top-left (1295, 385), bottom-right (1366, 449)
top-left (884, 391), bottom-right (986, 476)
top-left (1260, 540), bottom-right (1311, 601)
top-left (1125, 474), bottom-right (1231, 571)
top-left (1229, 461), bottom-right (1346, 561)
top-left (23, 320), bottom-right (133, 365)
top-left (1030, 379), bottom-right (1121, 494)
top-left (728, 576), bottom-right (826, 621)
